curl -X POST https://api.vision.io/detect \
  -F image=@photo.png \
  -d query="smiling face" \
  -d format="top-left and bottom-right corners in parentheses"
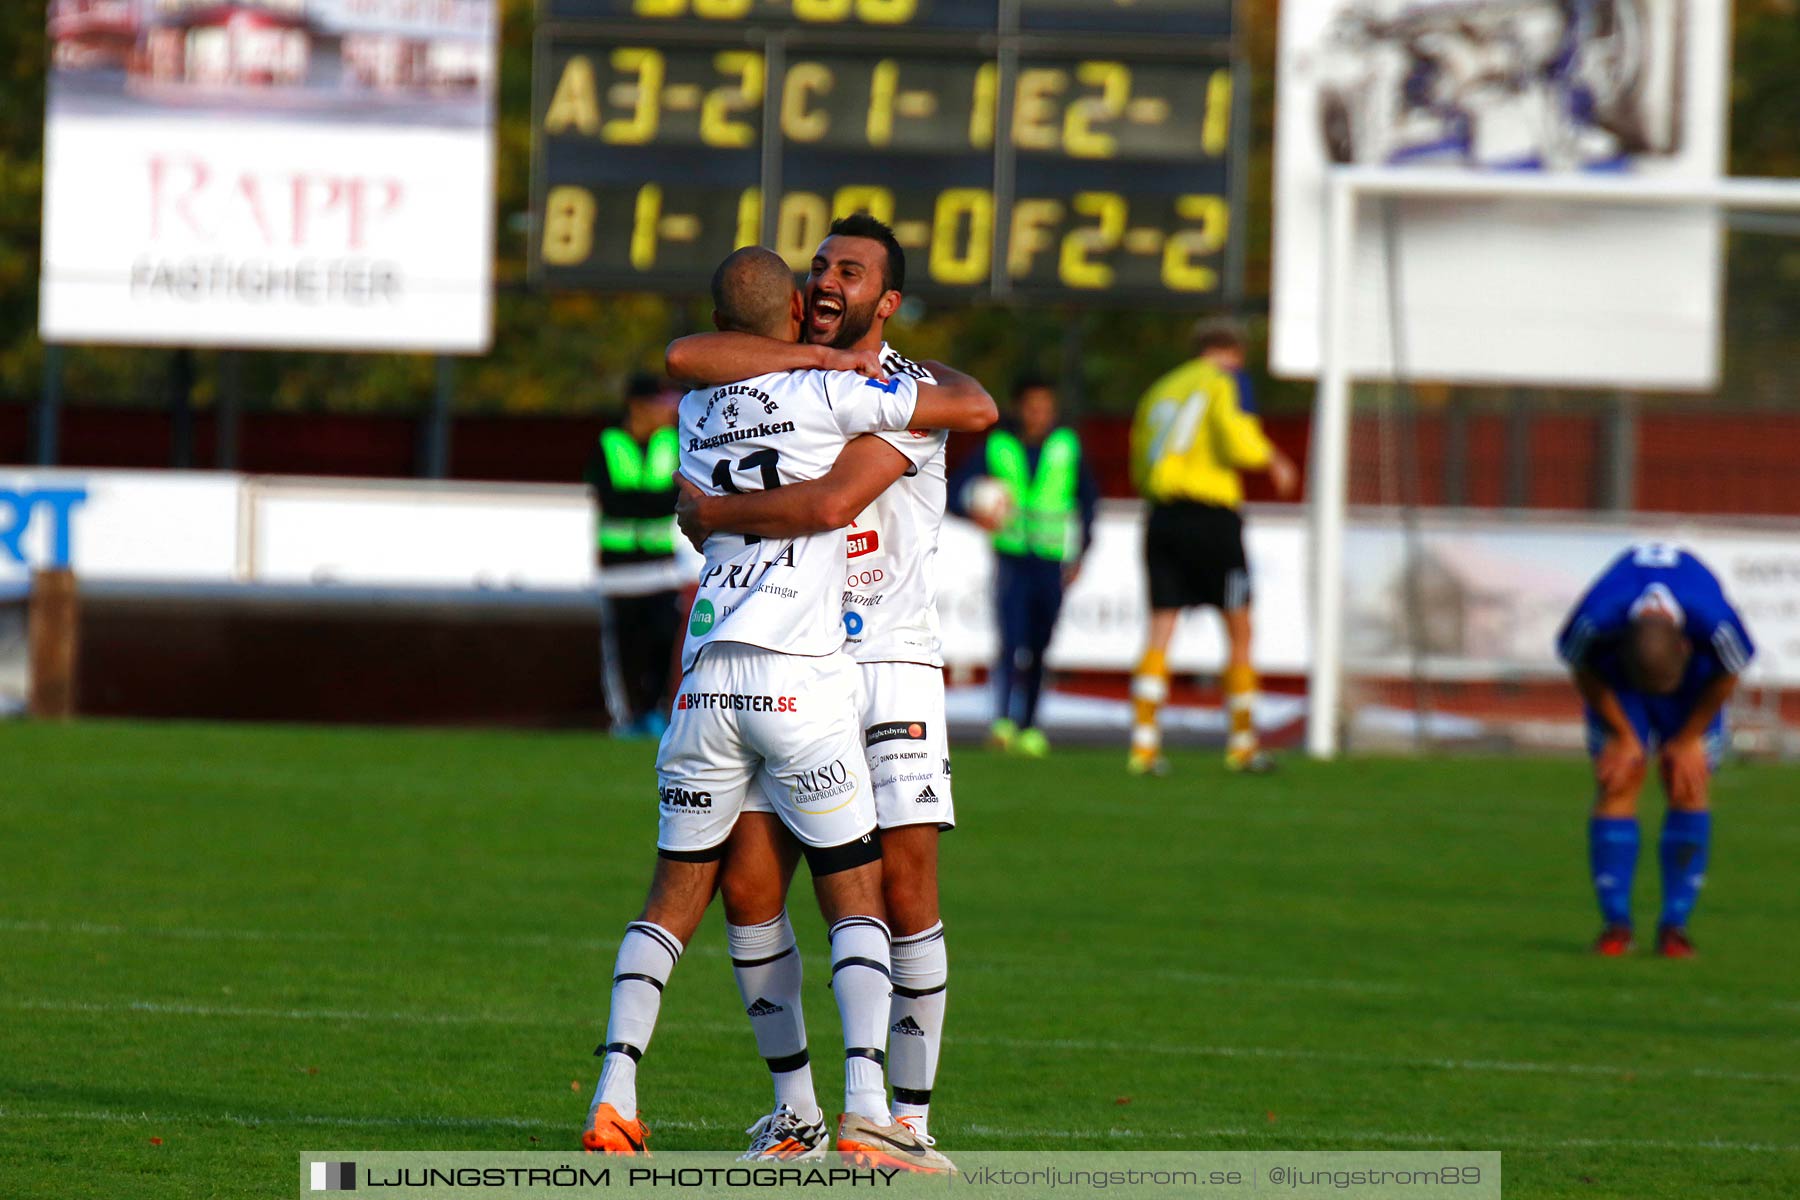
top-left (804, 234), bottom-right (901, 350)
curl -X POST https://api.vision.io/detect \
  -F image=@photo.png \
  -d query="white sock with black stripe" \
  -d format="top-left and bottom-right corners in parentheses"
top-left (888, 922), bottom-right (948, 1135)
top-left (592, 920), bottom-right (683, 1122)
top-left (829, 915), bottom-right (893, 1124)
top-left (729, 910), bottom-right (820, 1123)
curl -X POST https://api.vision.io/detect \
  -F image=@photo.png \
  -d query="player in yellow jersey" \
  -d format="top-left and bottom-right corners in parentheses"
top-left (1127, 321), bottom-right (1297, 776)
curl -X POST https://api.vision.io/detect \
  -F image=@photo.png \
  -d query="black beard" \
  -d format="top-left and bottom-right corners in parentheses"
top-left (825, 296), bottom-right (880, 349)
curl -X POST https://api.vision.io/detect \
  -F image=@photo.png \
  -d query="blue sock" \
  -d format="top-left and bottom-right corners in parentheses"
top-left (1588, 817), bottom-right (1640, 927)
top-left (1659, 810), bottom-right (1711, 929)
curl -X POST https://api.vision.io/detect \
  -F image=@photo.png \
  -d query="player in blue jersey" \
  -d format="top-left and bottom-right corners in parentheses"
top-left (1555, 543), bottom-right (1755, 958)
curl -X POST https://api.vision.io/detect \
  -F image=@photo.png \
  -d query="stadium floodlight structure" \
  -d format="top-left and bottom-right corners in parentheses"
top-left (1306, 166), bottom-right (1800, 760)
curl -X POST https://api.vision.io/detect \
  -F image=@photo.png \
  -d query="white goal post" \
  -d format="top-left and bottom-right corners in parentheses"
top-left (1306, 167), bottom-right (1800, 759)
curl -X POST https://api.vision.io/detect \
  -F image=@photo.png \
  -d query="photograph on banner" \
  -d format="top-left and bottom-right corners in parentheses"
top-left (40, 0), bottom-right (499, 352)
top-left (1270, 0), bottom-right (1731, 388)
top-left (1341, 516), bottom-right (1800, 687)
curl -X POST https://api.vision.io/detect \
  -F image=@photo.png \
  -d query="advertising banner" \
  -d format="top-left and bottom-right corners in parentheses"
top-left (40, 0), bottom-right (498, 352)
top-left (1270, 0), bottom-right (1731, 389)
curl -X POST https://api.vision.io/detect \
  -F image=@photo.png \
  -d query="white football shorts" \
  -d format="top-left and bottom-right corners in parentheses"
top-left (654, 642), bottom-right (877, 855)
top-left (745, 659), bottom-right (954, 831)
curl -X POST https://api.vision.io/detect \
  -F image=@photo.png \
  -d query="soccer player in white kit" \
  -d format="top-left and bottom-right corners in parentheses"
top-left (665, 216), bottom-right (964, 1163)
top-left (581, 247), bottom-right (995, 1168)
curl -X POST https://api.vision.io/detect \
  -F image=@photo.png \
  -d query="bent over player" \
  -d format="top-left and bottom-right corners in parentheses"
top-left (581, 246), bottom-right (994, 1166)
top-left (1556, 543), bottom-right (1754, 958)
top-left (665, 215), bottom-right (967, 1162)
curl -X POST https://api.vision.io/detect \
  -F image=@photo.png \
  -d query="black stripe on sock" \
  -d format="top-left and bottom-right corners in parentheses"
top-left (596, 1041), bottom-right (643, 1061)
top-left (765, 1049), bottom-right (811, 1074)
top-left (845, 1047), bottom-right (886, 1066)
top-left (626, 922), bottom-right (683, 962)
top-left (613, 972), bottom-right (665, 992)
top-left (893, 1086), bottom-right (932, 1105)
top-left (831, 956), bottom-right (892, 980)
top-left (892, 981), bottom-right (947, 999)
top-left (892, 924), bottom-right (945, 947)
top-left (730, 945), bottom-right (797, 969)
top-left (828, 916), bottom-right (890, 938)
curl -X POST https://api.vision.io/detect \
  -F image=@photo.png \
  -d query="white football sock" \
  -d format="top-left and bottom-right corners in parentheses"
top-left (591, 921), bottom-right (682, 1122)
top-left (829, 915), bottom-right (893, 1124)
top-left (729, 910), bottom-right (820, 1122)
top-left (888, 922), bottom-right (948, 1134)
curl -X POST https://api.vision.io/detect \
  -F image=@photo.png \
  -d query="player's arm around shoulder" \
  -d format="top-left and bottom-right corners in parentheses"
top-left (673, 437), bottom-right (910, 548)
top-left (665, 332), bottom-right (888, 385)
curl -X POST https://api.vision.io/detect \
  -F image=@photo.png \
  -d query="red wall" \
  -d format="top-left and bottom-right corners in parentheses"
top-left (5, 402), bottom-right (1799, 516)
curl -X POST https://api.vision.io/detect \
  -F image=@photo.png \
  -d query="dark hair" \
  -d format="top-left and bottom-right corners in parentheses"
top-left (625, 372), bottom-right (662, 403)
top-left (1011, 372), bottom-right (1057, 403)
top-left (828, 212), bottom-right (906, 294)
top-left (1190, 317), bottom-right (1247, 357)
top-left (710, 246), bottom-right (797, 337)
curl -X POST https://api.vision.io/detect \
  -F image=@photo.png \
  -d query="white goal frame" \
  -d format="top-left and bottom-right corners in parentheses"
top-left (1306, 166), bottom-right (1800, 759)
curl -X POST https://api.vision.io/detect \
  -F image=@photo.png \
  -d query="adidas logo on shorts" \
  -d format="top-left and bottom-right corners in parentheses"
top-left (914, 786), bottom-right (938, 805)
top-left (746, 997), bottom-right (785, 1017)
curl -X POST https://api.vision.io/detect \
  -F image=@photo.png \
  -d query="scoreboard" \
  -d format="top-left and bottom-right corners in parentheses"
top-left (532, 0), bottom-right (1243, 302)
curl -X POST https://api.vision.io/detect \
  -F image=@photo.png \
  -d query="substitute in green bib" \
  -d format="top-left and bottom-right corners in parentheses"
top-left (584, 374), bottom-right (682, 738)
top-left (948, 376), bottom-right (1099, 757)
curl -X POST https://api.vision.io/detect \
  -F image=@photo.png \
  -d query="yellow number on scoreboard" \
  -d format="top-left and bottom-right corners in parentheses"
top-left (736, 187), bottom-right (763, 250)
top-left (929, 189), bottom-right (993, 286)
top-left (1059, 191), bottom-right (1126, 289)
top-left (630, 185), bottom-right (663, 270)
top-left (1161, 194), bottom-right (1228, 292)
top-left (701, 51), bottom-right (764, 148)
top-left (793, 0), bottom-right (852, 20)
top-left (542, 185), bottom-right (597, 266)
top-left (856, 0), bottom-right (916, 23)
top-left (1063, 62), bottom-right (1130, 160)
top-left (777, 192), bottom-right (831, 268)
top-left (832, 186), bottom-right (895, 225)
top-left (602, 48), bottom-right (665, 145)
top-left (633, 0), bottom-right (686, 14)
top-left (694, 0), bottom-right (753, 15)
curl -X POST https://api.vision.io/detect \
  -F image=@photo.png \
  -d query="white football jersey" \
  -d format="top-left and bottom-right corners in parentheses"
top-left (841, 344), bottom-right (948, 668)
top-left (679, 367), bottom-right (920, 673)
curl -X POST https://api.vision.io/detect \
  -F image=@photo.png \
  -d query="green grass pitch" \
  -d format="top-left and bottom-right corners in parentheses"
top-left (1, 720), bottom-right (1796, 1198)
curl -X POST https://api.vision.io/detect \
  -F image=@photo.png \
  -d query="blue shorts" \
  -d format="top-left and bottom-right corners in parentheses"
top-left (1584, 689), bottom-right (1726, 771)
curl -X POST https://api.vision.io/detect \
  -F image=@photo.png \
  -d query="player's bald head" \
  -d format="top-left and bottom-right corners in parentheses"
top-left (1626, 613), bottom-right (1690, 695)
top-left (711, 247), bottom-right (799, 338)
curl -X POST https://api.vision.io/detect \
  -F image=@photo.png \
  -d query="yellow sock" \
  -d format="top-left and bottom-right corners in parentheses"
top-left (1131, 649), bottom-right (1168, 752)
top-left (1224, 662), bottom-right (1258, 758)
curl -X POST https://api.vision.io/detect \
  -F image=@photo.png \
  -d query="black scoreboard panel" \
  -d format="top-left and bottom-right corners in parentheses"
top-left (1018, 0), bottom-right (1233, 36)
top-left (542, 0), bottom-right (998, 28)
top-left (533, 6), bottom-right (1243, 302)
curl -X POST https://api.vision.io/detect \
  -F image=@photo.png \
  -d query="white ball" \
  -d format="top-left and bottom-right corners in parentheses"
top-left (966, 476), bottom-right (1015, 526)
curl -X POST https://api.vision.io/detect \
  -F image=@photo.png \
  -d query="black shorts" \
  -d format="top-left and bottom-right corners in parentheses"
top-left (1144, 501), bottom-right (1252, 612)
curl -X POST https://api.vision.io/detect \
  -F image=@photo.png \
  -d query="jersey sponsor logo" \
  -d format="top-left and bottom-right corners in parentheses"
top-left (788, 758), bottom-right (858, 810)
top-left (848, 567), bottom-right (885, 589)
top-left (866, 720), bottom-right (927, 746)
top-left (864, 375), bottom-right (902, 394)
top-left (688, 598), bottom-right (716, 637)
top-left (722, 399), bottom-right (741, 428)
top-left (847, 529), bottom-right (879, 558)
top-left (699, 544), bottom-right (797, 591)
top-left (943, 756), bottom-right (953, 777)
top-left (688, 420), bottom-right (796, 452)
top-left (699, 384), bottom-right (777, 430)
top-left (843, 611), bottom-right (864, 637)
top-left (676, 692), bottom-right (798, 713)
top-left (658, 785), bottom-right (712, 810)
